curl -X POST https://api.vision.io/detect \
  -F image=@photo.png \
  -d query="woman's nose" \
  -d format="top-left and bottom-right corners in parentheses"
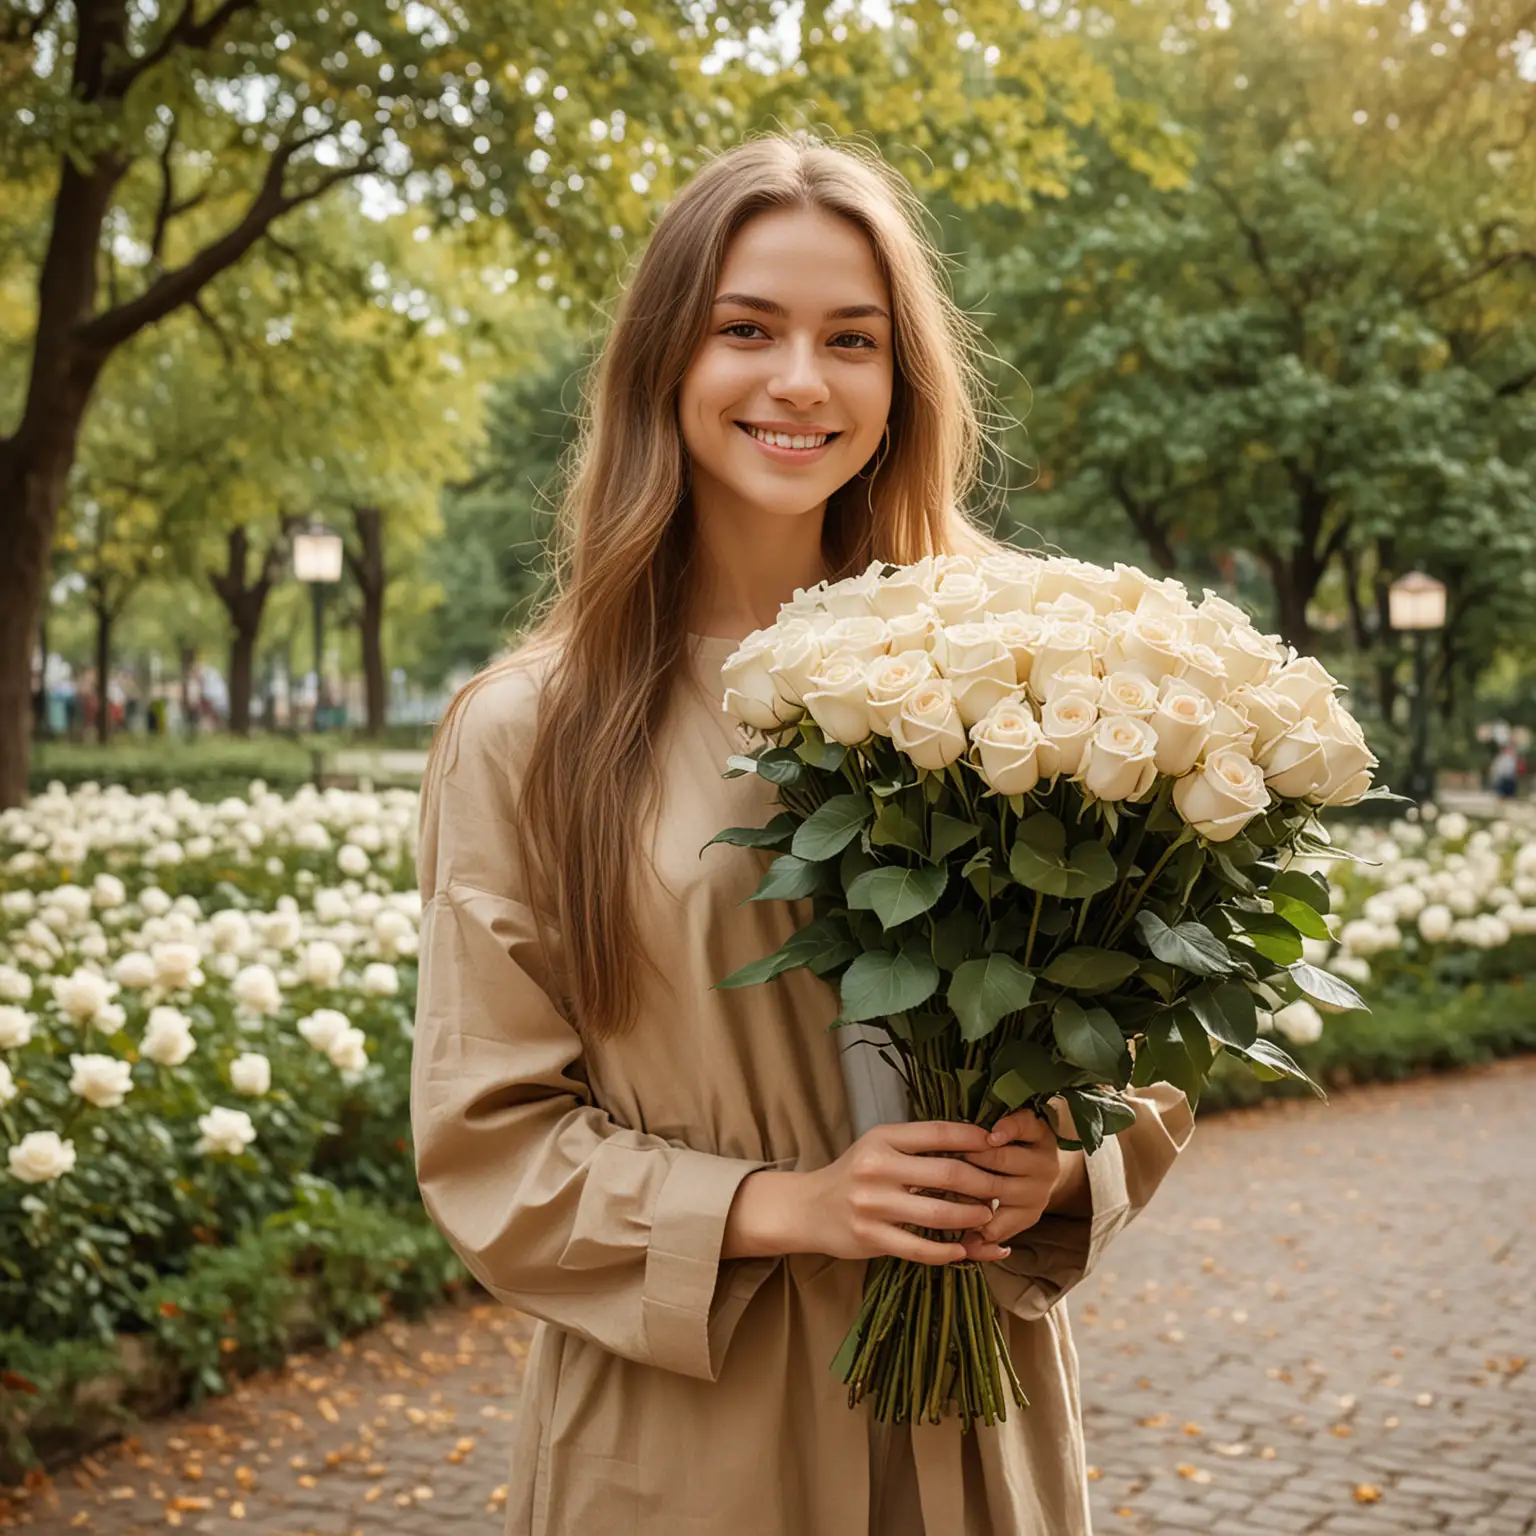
top-left (770, 337), bottom-right (829, 404)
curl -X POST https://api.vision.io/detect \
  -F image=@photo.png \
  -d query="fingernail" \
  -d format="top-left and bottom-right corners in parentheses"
top-left (988, 1130), bottom-right (1005, 1144)
top-left (1000, 1246), bottom-right (1011, 1257)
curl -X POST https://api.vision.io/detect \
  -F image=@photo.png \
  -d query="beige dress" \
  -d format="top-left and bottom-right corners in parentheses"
top-left (410, 632), bottom-right (1197, 1536)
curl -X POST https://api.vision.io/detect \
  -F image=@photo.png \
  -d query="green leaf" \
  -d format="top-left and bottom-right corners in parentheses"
top-left (1134, 911), bottom-right (1235, 976)
top-left (1016, 812), bottom-right (1067, 859)
top-left (701, 812), bottom-right (797, 852)
top-left (989, 1069), bottom-right (1034, 1111)
top-left (1185, 980), bottom-right (1260, 1050)
top-left (1043, 946), bottom-right (1141, 993)
top-left (870, 801), bottom-right (926, 856)
top-left (1009, 815), bottom-right (1073, 896)
top-left (1063, 839), bottom-right (1118, 898)
top-left (755, 747), bottom-right (806, 786)
top-left (1138, 1009), bottom-right (1213, 1103)
top-left (929, 811), bottom-right (981, 864)
top-left (839, 840), bottom-right (876, 895)
top-left (838, 944), bottom-right (941, 1023)
top-left (1288, 962), bottom-right (1368, 1013)
top-left (791, 794), bottom-right (873, 862)
top-left (845, 864), bottom-right (948, 930)
top-left (1055, 1089), bottom-right (1103, 1153)
top-left (714, 918), bottom-right (844, 990)
top-left (1230, 1036), bottom-right (1327, 1099)
top-left (1271, 892), bottom-right (1332, 941)
top-left (746, 853), bottom-right (827, 902)
top-left (1052, 998), bottom-right (1128, 1077)
top-left (1229, 908), bottom-right (1305, 964)
top-left (948, 953), bottom-right (1037, 1042)
top-left (988, 1038), bottom-right (1077, 1100)
top-left (1269, 867), bottom-right (1331, 915)
top-left (796, 734), bottom-right (848, 772)
top-left (931, 906), bottom-right (984, 972)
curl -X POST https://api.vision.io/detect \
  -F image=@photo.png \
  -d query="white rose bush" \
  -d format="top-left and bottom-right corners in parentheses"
top-left (0, 779), bottom-right (440, 1463)
top-left (708, 553), bottom-right (1386, 1433)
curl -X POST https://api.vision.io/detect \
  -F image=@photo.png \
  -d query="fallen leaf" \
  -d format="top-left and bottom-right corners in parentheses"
top-left (1353, 1484), bottom-right (1382, 1504)
top-left (1176, 1464), bottom-right (1212, 1484)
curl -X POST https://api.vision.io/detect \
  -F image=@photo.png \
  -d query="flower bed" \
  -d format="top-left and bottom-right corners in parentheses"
top-left (1, 785), bottom-right (1531, 1478)
top-left (0, 781), bottom-right (465, 1478)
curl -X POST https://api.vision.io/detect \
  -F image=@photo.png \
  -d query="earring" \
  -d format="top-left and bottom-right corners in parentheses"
top-left (856, 424), bottom-right (891, 481)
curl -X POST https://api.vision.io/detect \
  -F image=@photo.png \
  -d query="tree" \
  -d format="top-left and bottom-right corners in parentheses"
top-left (965, 0), bottom-right (1536, 657)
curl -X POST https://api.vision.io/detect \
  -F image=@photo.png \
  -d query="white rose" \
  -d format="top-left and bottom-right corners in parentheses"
top-left (1037, 693), bottom-right (1099, 778)
top-left (68, 1052), bottom-right (134, 1109)
top-left (721, 629), bottom-right (806, 730)
top-left (1216, 623), bottom-right (1284, 689)
top-left (0, 966), bottom-right (32, 1003)
top-left (1102, 611), bottom-right (1190, 685)
top-left (1270, 656), bottom-right (1341, 722)
top-left (890, 677), bottom-right (968, 770)
top-left (865, 650), bottom-right (937, 738)
top-left (208, 910), bottom-right (252, 955)
top-left (7, 1130), bottom-right (76, 1185)
top-left (1178, 643), bottom-right (1230, 701)
top-left (1112, 564), bottom-right (1191, 619)
top-left (868, 561), bottom-right (939, 619)
top-left (976, 554), bottom-right (1041, 615)
top-left (260, 910), bottom-right (303, 950)
top-left (1417, 904), bottom-right (1453, 943)
top-left (361, 962), bottom-right (398, 997)
top-left (1033, 557), bottom-right (1120, 615)
top-left (194, 1105), bottom-right (257, 1158)
top-left (1193, 590), bottom-right (1254, 644)
top-left (988, 611), bottom-right (1048, 681)
top-left (764, 620), bottom-right (828, 707)
top-left (298, 1008), bottom-right (352, 1051)
top-left (1173, 748), bottom-right (1271, 842)
top-left (338, 843), bottom-right (370, 877)
top-left (928, 569), bottom-right (992, 625)
top-left (801, 655), bottom-right (876, 746)
top-left (1260, 719), bottom-right (1331, 800)
top-left (1205, 699), bottom-right (1257, 756)
top-left (229, 1051), bottom-right (272, 1097)
top-left (138, 887), bottom-right (172, 917)
top-left (0, 1061), bottom-right (14, 1106)
top-left (1036, 667), bottom-right (1102, 707)
top-left (373, 908), bottom-right (416, 958)
top-left (298, 940), bottom-right (346, 989)
top-left (1271, 999), bottom-right (1324, 1045)
top-left (51, 969), bottom-right (119, 1025)
top-left (326, 1026), bottom-right (370, 1073)
top-left (1310, 698), bottom-right (1377, 806)
top-left (91, 873), bottom-right (127, 909)
top-left (152, 941), bottom-right (205, 991)
top-left (970, 699), bottom-right (1046, 796)
top-left (1149, 684), bottom-right (1216, 777)
top-left (1100, 670), bottom-right (1160, 720)
top-left (232, 963), bottom-right (282, 1016)
top-left (141, 1005), bottom-right (197, 1067)
top-left (1077, 715), bottom-right (1159, 803)
top-left (883, 606), bottom-right (943, 655)
top-left (1228, 684), bottom-right (1301, 755)
top-left (931, 623), bottom-right (1020, 727)
top-left (1027, 617), bottom-right (1100, 698)
top-left (0, 1006), bottom-right (35, 1049)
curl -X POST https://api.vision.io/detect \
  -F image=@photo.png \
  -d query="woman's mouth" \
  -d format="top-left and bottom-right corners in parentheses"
top-left (736, 422), bottom-right (842, 462)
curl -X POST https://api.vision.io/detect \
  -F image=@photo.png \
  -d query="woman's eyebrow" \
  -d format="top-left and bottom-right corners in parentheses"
top-left (713, 292), bottom-right (890, 322)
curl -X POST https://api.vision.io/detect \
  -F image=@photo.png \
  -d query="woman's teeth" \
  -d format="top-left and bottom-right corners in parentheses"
top-left (740, 424), bottom-right (834, 450)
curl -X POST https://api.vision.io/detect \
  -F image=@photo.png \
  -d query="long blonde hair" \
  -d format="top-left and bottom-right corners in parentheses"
top-left (428, 131), bottom-right (1018, 1039)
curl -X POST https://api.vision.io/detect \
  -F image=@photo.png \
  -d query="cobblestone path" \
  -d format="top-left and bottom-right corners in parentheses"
top-left (4, 1056), bottom-right (1531, 1535)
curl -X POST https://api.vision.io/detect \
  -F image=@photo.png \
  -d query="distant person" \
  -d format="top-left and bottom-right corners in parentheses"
top-left (1491, 743), bottom-right (1520, 799)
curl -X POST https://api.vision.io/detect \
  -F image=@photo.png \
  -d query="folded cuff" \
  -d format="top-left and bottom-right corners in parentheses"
top-left (642, 1149), bottom-right (798, 1380)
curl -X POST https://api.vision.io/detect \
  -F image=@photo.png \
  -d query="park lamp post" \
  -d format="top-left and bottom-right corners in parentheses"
top-left (292, 523), bottom-right (344, 734)
top-left (1388, 571), bottom-right (1447, 804)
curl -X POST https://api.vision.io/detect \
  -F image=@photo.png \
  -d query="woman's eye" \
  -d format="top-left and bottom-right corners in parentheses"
top-left (719, 322), bottom-right (878, 350)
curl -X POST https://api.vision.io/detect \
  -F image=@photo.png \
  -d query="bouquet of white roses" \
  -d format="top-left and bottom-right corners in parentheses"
top-left (708, 552), bottom-right (1384, 1432)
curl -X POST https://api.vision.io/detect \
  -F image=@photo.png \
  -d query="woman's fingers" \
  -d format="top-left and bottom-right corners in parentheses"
top-left (986, 1107), bottom-right (1055, 1146)
top-left (884, 1119), bottom-right (993, 1155)
top-left (892, 1193), bottom-right (994, 1232)
top-left (883, 1227), bottom-right (973, 1266)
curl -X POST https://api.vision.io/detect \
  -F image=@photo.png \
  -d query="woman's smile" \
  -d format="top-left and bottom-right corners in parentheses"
top-left (735, 421), bottom-right (843, 462)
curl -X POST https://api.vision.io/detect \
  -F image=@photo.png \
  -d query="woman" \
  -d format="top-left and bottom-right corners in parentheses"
top-left (410, 133), bottom-right (1195, 1536)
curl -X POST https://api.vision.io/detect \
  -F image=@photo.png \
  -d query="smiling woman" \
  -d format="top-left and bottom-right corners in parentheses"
top-left (408, 133), bottom-right (1180, 1536)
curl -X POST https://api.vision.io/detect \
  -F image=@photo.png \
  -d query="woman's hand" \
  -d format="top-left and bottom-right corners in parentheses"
top-left (953, 1104), bottom-right (1064, 1264)
top-left (795, 1119), bottom-right (1022, 1266)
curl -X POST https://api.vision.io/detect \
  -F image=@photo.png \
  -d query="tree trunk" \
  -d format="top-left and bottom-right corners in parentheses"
top-left (94, 594), bottom-right (113, 746)
top-left (348, 506), bottom-right (388, 739)
top-left (209, 523), bottom-right (289, 738)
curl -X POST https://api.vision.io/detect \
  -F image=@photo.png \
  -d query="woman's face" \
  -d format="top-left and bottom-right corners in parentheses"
top-left (678, 204), bottom-right (895, 522)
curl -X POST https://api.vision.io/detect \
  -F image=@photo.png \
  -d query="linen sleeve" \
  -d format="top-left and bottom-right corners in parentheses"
top-left (983, 1082), bottom-right (1195, 1323)
top-left (409, 666), bottom-right (791, 1383)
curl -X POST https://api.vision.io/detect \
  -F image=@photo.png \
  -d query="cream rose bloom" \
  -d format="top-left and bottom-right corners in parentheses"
top-left (819, 565), bottom-right (882, 619)
top-left (976, 554), bottom-right (1041, 616)
top-left (819, 615), bottom-right (890, 665)
top-left (230, 1051), bottom-right (272, 1097)
top-left (0, 1006), bottom-right (35, 1050)
top-left (1309, 698), bottom-right (1377, 806)
top-left (1179, 643), bottom-right (1230, 701)
top-left (1037, 668), bottom-right (1102, 706)
top-left (1037, 693), bottom-right (1099, 778)
top-left (931, 623), bottom-right (1019, 727)
top-left (988, 611), bottom-right (1047, 680)
top-left (1215, 623), bottom-right (1284, 690)
top-left (52, 969), bottom-right (118, 1025)
top-left (232, 963), bottom-right (282, 1016)
top-left (1100, 670), bottom-right (1160, 720)
top-left (326, 1026), bottom-right (370, 1073)
top-left (1101, 611), bottom-right (1190, 685)
top-left (1034, 556), bottom-right (1120, 615)
top-left (194, 1106), bottom-right (258, 1158)
top-left (865, 650), bottom-right (937, 737)
top-left (152, 941), bottom-right (204, 991)
top-left (970, 699), bottom-right (1047, 796)
top-left (721, 629), bottom-right (806, 730)
top-left (1205, 699), bottom-right (1257, 756)
top-left (1228, 683), bottom-right (1302, 754)
top-left (361, 962), bottom-right (398, 997)
top-left (1028, 617), bottom-right (1100, 697)
top-left (1193, 590), bottom-right (1253, 646)
top-left (1261, 719), bottom-right (1330, 800)
top-left (1270, 656), bottom-right (1340, 722)
top-left (1112, 563), bottom-right (1191, 619)
top-left (69, 1052), bottom-right (134, 1109)
top-left (929, 570), bottom-right (992, 626)
top-left (1077, 715), bottom-right (1159, 803)
top-left (766, 620), bottom-right (829, 707)
top-left (299, 939), bottom-right (346, 989)
top-left (867, 560), bottom-right (938, 619)
top-left (891, 677), bottom-right (968, 770)
top-left (1150, 683), bottom-right (1216, 777)
top-left (141, 1005), bottom-right (196, 1067)
top-left (1173, 748), bottom-right (1271, 842)
top-left (801, 655), bottom-right (876, 746)
top-left (7, 1130), bottom-right (76, 1185)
